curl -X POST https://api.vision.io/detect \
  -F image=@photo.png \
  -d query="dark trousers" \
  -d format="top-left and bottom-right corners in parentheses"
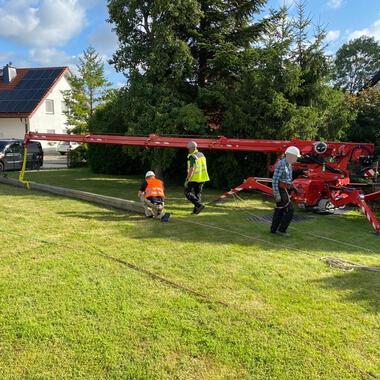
top-left (271, 187), bottom-right (294, 233)
top-left (185, 181), bottom-right (204, 208)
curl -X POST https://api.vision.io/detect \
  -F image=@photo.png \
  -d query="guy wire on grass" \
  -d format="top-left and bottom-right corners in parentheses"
top-left (226, 192), bottom-right (380, 272)
top-left (0, 225), bottom-right (377, 380)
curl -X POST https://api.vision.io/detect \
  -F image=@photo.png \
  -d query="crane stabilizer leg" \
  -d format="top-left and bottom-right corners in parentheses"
top-left (332, 189), bottom-right (380, 235)
top-left (358, 200), bottom-right (380, 236)
top-left (364, 190), bottom-right (380, 202)
top-left (215, 177), bottom-right (273, 202)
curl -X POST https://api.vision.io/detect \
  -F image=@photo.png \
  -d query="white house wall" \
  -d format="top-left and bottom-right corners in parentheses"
top-left (0, 118), bottom-right (26, 140)
top-left (29, 73), bottom-right (72, 148)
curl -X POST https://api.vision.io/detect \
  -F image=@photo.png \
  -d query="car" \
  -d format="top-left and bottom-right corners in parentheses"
top-left (56, 141), bottom-right (80, 155)
top-left (0, 139), bottom-right (43, 172)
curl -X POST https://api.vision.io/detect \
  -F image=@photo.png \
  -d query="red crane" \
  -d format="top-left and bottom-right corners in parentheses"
top-left (24, 132), bottom-right (380, 235)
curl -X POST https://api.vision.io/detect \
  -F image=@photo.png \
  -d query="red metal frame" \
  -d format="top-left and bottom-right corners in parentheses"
top-left (24, 132), bottom-right (380, 234)
top-left (25, 132), bottom-right (373, 154)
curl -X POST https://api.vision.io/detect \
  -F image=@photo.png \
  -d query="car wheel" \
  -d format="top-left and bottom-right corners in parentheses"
top-left (32, 162), bottom-right (41, 171)
top-left (0, 162), bottom-right (4, 172)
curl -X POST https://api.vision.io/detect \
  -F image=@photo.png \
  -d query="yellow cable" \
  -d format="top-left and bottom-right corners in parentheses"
top-left (18, 146), bottom-right (30, 190)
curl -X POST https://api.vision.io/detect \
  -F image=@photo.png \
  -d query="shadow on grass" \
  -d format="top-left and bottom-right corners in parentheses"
top-left (57, 204), bottom-right (380, 256)
top-left (314, 271), bottom-right (380, 314)
top-left (2, 179), bottom-right (379, 255)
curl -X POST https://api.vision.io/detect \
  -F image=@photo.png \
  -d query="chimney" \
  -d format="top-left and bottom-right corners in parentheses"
top-left (3, 62), bottom-right (17, 84)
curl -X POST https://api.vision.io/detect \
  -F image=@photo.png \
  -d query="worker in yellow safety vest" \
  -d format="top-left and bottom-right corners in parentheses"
top-left (184, 141), bottom-right (210, 214)
top-left (138, 171), bottom-right (170, 222)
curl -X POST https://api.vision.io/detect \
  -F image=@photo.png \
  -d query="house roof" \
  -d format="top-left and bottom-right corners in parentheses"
top-left (0, 67), bottom-right (69, 118)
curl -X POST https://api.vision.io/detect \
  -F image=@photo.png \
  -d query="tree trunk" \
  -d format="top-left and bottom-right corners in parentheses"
top-left (154, 163), bottom-right (163, 179)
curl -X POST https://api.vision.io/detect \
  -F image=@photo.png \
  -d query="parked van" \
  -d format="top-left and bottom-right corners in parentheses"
top-left (0, 139), bottom-right (43, 172)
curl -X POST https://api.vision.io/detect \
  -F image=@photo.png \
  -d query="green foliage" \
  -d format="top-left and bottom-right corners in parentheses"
top-left (217, 2), bottom-right (353, 182)
top-left (333, 36), bottom-right (380, 93)
top-left (348, 87), bottom-right (380, 157)
top-left (90, 1), bottom-right (355, 187)
top-left (62, 46), bottom-right (112, 133)
top-left (67, 145), bottom-right (88, 168)
top-left (87, 94), bottom-right (145, 175)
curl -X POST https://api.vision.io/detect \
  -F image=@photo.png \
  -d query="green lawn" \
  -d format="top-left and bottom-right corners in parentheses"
top-left (0, 168), bottom-right (379, 379)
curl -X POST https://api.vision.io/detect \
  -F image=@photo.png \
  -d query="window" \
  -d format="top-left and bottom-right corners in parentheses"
top-left (47, 129), bottom-right (55, 134)
top-left (8, 143), bottom-right (21, 154)
top-left (61, 101), bottom-right (68, 114)
top-left (45, 99), bottom-right (54, 114)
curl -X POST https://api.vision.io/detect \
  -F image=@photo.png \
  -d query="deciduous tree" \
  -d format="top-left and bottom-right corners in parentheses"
top-left (333, 36), bottom-right (380, 93)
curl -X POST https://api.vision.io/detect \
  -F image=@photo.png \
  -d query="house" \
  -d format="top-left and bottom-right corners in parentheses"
top-left (0, 63), bottom-right (72, 148)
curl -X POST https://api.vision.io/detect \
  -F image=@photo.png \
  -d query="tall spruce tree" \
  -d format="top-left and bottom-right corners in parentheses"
top-left (63, 46), bottom-right (112, 133)
top-left (104, 0), bottom-right (270, 180)
top-left (95, 0), bottom-right (353, 186)
top-left (108, 0), bottom-right (268, 115)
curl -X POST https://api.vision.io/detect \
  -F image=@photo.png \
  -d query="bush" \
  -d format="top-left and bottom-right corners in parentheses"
top-left (67, 145), bottom-right (88, 168)
top-left (88, 144), bottom-right (146, 175)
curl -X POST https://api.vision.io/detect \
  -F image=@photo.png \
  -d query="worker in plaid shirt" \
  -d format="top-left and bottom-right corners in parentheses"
top-left (270, 146), bottom-right (300, 237)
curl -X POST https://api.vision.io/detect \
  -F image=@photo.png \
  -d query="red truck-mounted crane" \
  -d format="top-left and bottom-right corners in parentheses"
top-left (24, 132), bottom-right (380, 235)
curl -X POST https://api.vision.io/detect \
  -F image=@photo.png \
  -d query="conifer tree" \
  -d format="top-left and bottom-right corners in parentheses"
top-left (63, 46), bottom-right (112, 133)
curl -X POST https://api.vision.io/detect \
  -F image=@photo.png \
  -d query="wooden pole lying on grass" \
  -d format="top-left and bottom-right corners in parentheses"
top-left (0, 177), bottom-right (144, 214)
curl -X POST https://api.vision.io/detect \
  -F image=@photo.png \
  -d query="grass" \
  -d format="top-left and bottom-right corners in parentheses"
top-left (0, 167), bottom-right (379, 379)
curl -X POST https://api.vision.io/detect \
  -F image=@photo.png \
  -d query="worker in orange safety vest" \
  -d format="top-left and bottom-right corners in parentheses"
top-left (138, 171), bottom-right (170, 222)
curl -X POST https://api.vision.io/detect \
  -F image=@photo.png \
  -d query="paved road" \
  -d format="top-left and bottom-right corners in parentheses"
top-left (42, 148), bottom-right (68, 170)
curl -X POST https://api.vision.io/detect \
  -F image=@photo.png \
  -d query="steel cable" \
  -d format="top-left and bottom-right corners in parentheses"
top-left (0, 226), bottom-right (377, 379)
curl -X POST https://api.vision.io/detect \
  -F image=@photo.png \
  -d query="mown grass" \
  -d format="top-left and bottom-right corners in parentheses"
top-left (1, 168), bottom-right (379, 379)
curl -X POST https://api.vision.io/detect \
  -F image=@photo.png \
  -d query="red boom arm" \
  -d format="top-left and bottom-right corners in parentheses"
top-left (25, 132), bottom-right (375, 156)
top-left (24, 132), bottom-right (379, 234)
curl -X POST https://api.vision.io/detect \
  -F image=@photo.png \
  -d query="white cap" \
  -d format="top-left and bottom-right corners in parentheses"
top-left (145, 170), bottom-right (155, 178)
top-left (187, 141), bottom-right (197, 149)
top-left (285, 146), bottom-right (301, 157)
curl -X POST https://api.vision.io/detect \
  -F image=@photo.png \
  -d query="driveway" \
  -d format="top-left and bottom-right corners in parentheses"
top-left (42, 148), bottom-right (68, 170)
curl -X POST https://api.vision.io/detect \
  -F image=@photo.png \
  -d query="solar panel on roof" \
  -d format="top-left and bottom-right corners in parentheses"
top-left (14, 80), bottom-right (28, 90)
top-left (19, 100), bottom-right (36, 113)
top-left (39, 78), bottom-right (52, 88)
top-left (11, 101), bottom-right (23, 112)
top-left (30, 90), bottom-right (42, 100)
top-left (27, 70), bottom-right (41, 80)
top-left (0, 101), bottom-right (11, 112)
top-left (6, 90), bottom-right (18, 101)
top-left (0, 68), bottom-right (64, 113)
top-left (50, 69), bottom-right (61, 78)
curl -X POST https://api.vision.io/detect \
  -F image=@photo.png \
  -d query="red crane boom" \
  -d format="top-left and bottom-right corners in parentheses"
top-left (24, 132), bottom-right (380, 235)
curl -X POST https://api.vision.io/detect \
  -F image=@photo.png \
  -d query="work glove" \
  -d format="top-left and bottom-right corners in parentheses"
top-left (275, 194), bottom-right (281, 203)
top-left (184, 180), bottom-right (189, 187)
top-left (291, 185), bottom-right (299, 195)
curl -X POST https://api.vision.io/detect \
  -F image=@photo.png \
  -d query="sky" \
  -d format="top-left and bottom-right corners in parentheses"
top-left (0, 0), bottom-right (379, 87)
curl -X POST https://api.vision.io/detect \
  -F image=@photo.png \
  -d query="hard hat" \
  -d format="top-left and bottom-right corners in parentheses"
top-left (187, 141), bottom-right (197, 149)
top-left (145, 170), bottom-right (155, 178)
top-left (285, 146), bottom-right (301, 157)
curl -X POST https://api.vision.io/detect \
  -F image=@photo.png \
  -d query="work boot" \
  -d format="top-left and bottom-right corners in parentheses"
top-left (194, 204), bottom-right (205, 215)
top-left (161, 213), bottom-right (171, 222)
top-left (276, 231), bottom-right (291, 238)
